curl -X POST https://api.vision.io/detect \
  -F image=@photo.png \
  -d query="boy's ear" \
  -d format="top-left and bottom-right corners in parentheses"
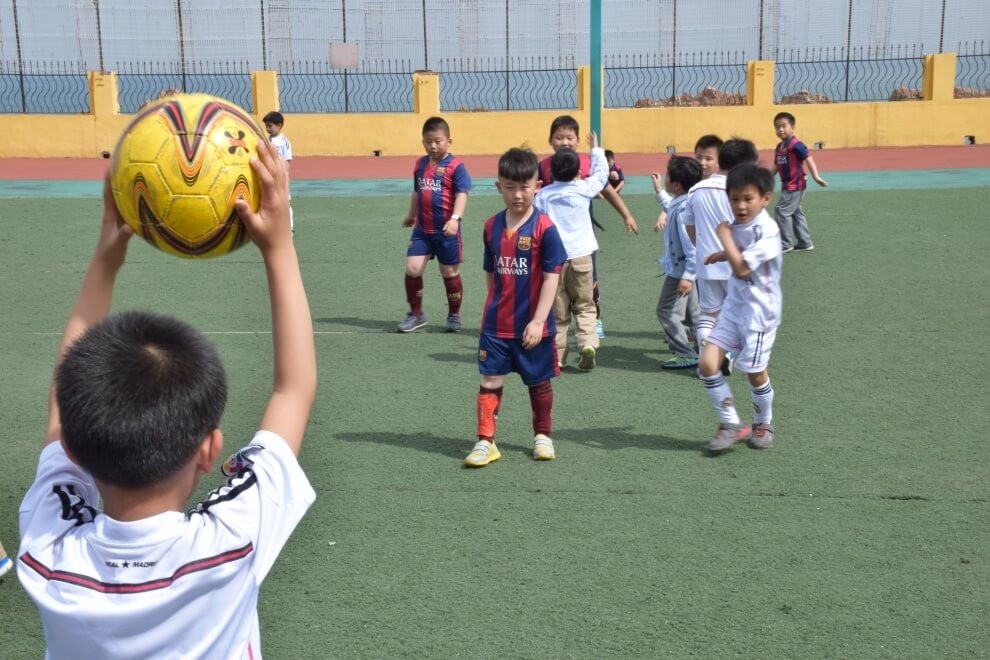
top-left (196, 428), bottom-right (224, 475)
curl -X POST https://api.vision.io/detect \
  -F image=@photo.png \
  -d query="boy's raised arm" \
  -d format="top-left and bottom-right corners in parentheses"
top-left (45, 176), bottom-right (134, 446)
top-left (235, 143), bottom-right (317, 456)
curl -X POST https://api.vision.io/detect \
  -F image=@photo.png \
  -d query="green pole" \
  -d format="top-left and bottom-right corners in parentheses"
top-left (590, 0), bottom-right (602, 141)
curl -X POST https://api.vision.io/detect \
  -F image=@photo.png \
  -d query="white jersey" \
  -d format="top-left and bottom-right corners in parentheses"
top-left (271, 134), bottom-right (292, 162)
top-left (721, 209), bottom-right (783, 331)
top-left (534, 147), bottom-right (609, 259)
top-left (681, 173), bottom-right (732, 281)
top-left (18, 431), bottom-right (315, 660)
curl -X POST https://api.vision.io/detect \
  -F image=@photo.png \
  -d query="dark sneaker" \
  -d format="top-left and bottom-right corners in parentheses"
top-left (793, 244), bottom-right (814, 252)
top-left (748, 422), bottom-right (775, 449)
top-left (781, 245), bottom-right (794, 253)
top-left (705, 422), bottom-right (752, 452)
top-left (720, 351), bottom-right (735, 376)
top-left (661, 356), bottom-right (699, 370)
top-left (397, 314), bottom-right (427, 333)
top-left (445, 314), bottom-right (462, 333)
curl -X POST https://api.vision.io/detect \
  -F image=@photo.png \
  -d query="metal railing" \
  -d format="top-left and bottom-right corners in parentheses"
top-left (278, 60), bottom-right (413, 113)
top-left (956, 41), bottom-right (990, 98)
top-left (116, 61), bottom-right (253, 113)
top-left (438, 56), bottom-right (577, 111)
top-left (0, 61), bottom-right (89, 113)
top-left (774, 45), bottom-right (924, 103)
top-left (604, 52), bottom-right (749, 108)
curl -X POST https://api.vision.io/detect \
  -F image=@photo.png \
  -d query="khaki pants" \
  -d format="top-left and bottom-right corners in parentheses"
top-left (554, 255), bottom-right (599, 357)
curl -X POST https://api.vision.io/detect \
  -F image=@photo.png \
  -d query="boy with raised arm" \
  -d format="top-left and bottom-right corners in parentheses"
top-left (18, 143), bottom-right (317, 659)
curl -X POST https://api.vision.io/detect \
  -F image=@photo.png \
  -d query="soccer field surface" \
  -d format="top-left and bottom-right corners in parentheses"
top-left (0, 182), bottom-right (987, 657)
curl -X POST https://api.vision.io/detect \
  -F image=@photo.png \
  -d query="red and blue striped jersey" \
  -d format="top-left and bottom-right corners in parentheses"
top-left (481, 209), bottom-right (566, 339)
top-left (538, 153), bottom-right (593, 186)
top-left (774, 136), bottom-right (810, 191)
top-left (413, 154), bottom-right (471, 233)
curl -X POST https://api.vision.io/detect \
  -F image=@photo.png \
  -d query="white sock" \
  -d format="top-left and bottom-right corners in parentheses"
top-left (696, 315), bottom-right (716, 352)
top-left (289, 205), bottom-right (295, 232)
top-left (751, 380), bottom-right (774, 424)
top-left (701, 373), bottom-right (740, 424)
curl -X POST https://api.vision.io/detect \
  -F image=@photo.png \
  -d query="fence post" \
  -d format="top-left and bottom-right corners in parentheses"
top-left (746, 60), bottom-right (775, 107)
top-left (576, 65), bottom-right (591, 111)
top-left (922, 53), bottom-right (956, 101)
top-left (252, 70), bottom-right (279, 115)
top-left (413, 70), bottom-right (440, 115)
top-left (88, 70), bottom-right (119, 117)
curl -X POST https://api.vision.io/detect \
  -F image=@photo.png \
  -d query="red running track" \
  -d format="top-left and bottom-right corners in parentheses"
top-left (0, 145), bottom-right (987, 180)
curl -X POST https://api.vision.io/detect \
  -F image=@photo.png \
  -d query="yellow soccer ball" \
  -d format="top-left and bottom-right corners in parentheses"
top-left (110, 93), bottom-right (266, 258)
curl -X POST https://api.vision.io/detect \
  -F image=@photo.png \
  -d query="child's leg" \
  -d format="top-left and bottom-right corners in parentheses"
top-left (553, 262), bottom-right (574, 365)
top-left (477, 375), bottom-right (505, 442)
top-left (569, 255), bottom-right (598, 351)
top-left (404, 254), bottom-right (430, 316)
top-left (774, 192), bottom-right (798, 249)
top-left (695, 279), bottom-right (725, 358)
top-left (699, 341), bottom-right (741, 425)
top-left (790, 192), bottom-right (813, 248)
top-left (658, 276), bottom-right (695, 357)
top-left (528, 380), bottom-right (553, 437)
top-left (439, 263), bottom-right (463, 316)
top-left (748, 370), bottom-right (774, 424)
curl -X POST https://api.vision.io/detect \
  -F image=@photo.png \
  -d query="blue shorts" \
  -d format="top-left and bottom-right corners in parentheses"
top-left (407, 227), bottom-right (463, 265)
top-left (478, 334), bottom-right (559, 386)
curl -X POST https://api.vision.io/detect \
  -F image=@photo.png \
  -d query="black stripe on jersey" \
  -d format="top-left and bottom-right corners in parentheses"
top-left (191, 470), bottom-right (258, 517)
top-left (19, 542), bottom-right (253, 594)
top-left (53, 485), bottom-right (97, 527)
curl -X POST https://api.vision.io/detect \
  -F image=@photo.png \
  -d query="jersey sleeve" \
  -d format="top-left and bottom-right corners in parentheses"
top-left (791, 139), bottom-right (810, 160)
top-left (453, 161), bottom-right (471, 194)
top-left (19, 442), bottom-right (101, 554)
top-left (194, 430), bottom-right (315, 583)
top-left (482, 217), bottom-right (495, 273)
top-left (742, 218), bottom-right (783, 271)
top-left (539, 220), bottom-right (567, 274)
top-left (281, 137), bottom-right (293, 161)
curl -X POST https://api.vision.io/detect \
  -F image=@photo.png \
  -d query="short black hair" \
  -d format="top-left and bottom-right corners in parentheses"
top-left (56, 311), bottom-right (228, 489)
top-left (549, 114), bottom-right (580, 139)
top-left (604, 149), bottom-right (615, 160)
top-left (422, 116), bottom-right (450, 136)
top-left (262, 111), bottom-right (284, 126)
top-left (773, 111), bottom-right (796, 126)
top-left (666, 156), bottom-right (703, 191)
top-left (498, 147), bottom-right (539, 183)
top-left (718, 137), bottom-right (759, 171)
top-left (726, 162), bottom-right (775, 197)
top-left (550, 148), bottom-right (580, 182)
top-left (694, 134), bottom-right (723, 152)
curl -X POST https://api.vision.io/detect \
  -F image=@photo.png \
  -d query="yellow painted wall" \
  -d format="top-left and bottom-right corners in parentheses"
top-left (1, 55), bottom-right (986, 158)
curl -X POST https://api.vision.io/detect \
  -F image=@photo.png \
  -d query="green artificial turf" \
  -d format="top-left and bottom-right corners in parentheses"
top-left (0, 186), bottom-right (988, 658)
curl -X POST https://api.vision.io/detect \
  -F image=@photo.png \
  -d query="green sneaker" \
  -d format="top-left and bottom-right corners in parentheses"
top-left (578, 346), bottom-right (596, 371)
top-left (661, 356), bottom-right (699, 370)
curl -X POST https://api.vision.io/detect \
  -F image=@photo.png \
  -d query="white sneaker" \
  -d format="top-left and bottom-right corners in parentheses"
top-left (533, 434), bottom-right (555, 460)
top-left (464, 440), bottom-right (501, 467)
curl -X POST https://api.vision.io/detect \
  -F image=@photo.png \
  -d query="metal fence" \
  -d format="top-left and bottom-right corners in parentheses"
top-left (774, 44), bottom-right (925, 103)
top-left (956, 40), bottom-right (990, 97)
top-left (278, 60), bottom-right (414, 113)
top-left (604, 52), bottom-right (749, 108)
top-left (0, 60), bottom-right (88, 113)
top-left (116, 61), bottom-right (253, 113)
top-left (438, 57), bottom-right (577, 111)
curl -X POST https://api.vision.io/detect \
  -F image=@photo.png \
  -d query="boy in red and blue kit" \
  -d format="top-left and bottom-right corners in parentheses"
top-left (399, 116), bottom-right (472, 333)
top-left (465, 148), bottom-right (567, 468)
top-left (772, 111), bottom-right (828, 252)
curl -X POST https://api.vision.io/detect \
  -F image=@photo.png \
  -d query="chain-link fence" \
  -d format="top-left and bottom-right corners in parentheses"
top-left (0, 0), bottom-right (987, 112)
